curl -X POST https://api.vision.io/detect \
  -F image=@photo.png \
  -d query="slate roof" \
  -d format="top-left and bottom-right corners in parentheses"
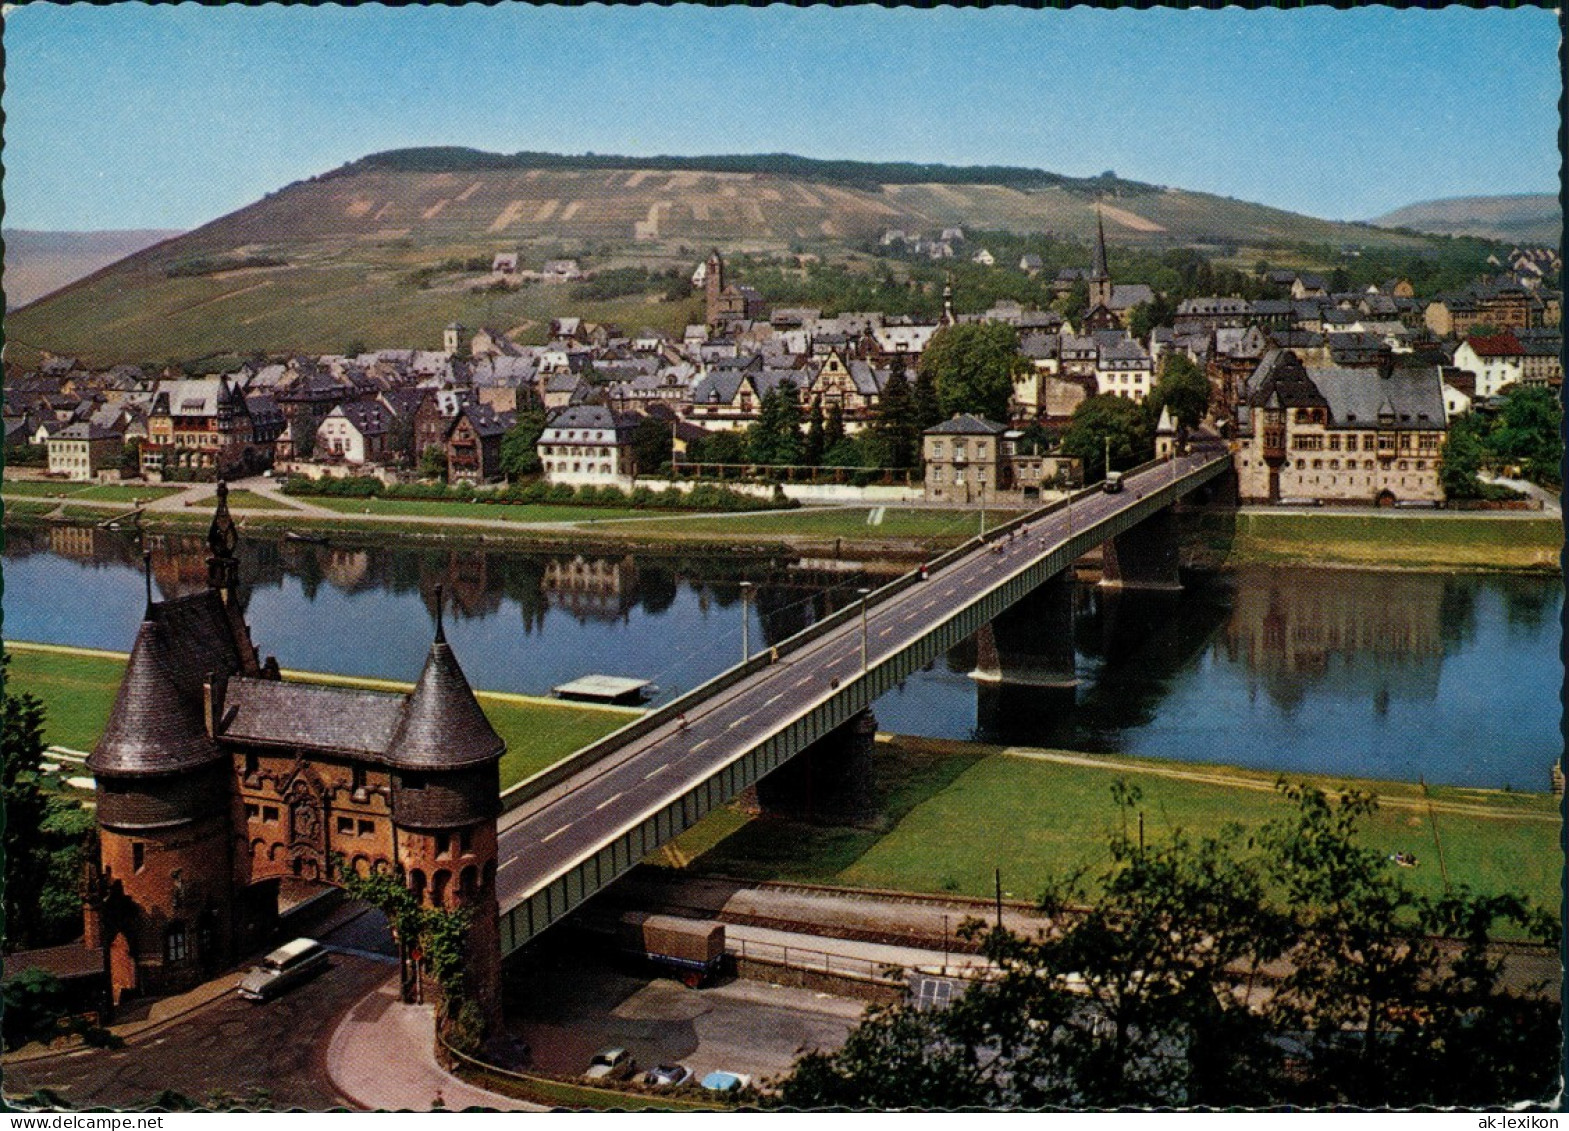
top-left (926, 413), bottom-right (1009, 436)
top-left (90, 592), bottom-right (252, 778)
top-left (220, 678), bottom-right (406, 759)
top-left (1312, 366), bottom-right (1446, 430)
top-left (327, 401), bottom-right (391, 437)
top-left (387, 633), bottom-right (505, 770)
top-left (1109, 284), bottom-right (1155, 311)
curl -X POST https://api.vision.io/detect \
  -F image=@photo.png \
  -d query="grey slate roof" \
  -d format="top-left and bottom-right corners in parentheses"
top-left (926, 413), bottom-right (1008, 436)
top-left (1312, 366), bottom-right (1446, 429)
top-left (387, 637), bottom-right (506, 770)
top-left (220, 677), bottom-right (406, 759)
top-left (89, 592), bottom-right (252, 778)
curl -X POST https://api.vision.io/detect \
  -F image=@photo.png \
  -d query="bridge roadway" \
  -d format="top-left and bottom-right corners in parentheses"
top-left (492, 445), bottom-right (1232, 954)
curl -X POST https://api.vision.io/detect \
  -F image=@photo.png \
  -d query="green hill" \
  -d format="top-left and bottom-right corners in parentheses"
top-left (1371, 194), bottom-right (1560, 245)
top-left (7, 149), bottom-right (1456, 367)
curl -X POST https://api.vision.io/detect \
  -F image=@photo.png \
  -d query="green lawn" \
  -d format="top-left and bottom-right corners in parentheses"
top-left (1, 480), bottom-right (182, 502)
top-left (2, 645), bottom-right (629, 788)
top-left (1200, 512), bottom-right (1564, 572)
top-left (669, 737), bottom-right (1560, 916)
top-left (598, 506), bottom-right (1017, 545)
top-left (302, 496), bottom-right (651, 523)
top-left (1, 499), bottom-right (61, 518)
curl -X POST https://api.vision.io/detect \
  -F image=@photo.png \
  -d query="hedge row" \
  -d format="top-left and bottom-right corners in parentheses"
top-left (280, 475), bottom-right (796, 513)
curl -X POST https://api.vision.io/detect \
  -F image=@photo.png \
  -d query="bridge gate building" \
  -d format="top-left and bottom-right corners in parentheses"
top-left (82, 484), bottom-right (504, 1025)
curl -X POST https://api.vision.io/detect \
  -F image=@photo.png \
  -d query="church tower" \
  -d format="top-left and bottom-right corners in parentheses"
top-left (1089, 206), bottom-right (1114, 311)
top-left (704, 248), bottom-right (725, 327)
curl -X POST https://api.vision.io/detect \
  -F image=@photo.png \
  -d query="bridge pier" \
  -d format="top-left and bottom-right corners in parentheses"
top-left (970, 574), bottom-right (1078, 687)
top-left (753, 708), bottom-right (876, 821)
top-left (1101, 505), bottom-right (1182, 592)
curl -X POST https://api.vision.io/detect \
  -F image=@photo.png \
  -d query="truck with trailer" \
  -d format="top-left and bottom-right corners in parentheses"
top-left (580, 912), bottom-right (726, 987)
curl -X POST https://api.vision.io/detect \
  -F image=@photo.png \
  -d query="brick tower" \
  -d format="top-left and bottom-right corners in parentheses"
top-left (84, 484), bottom-right (260, 1002)
top-left (386, 594), bottom-right (506, 1028)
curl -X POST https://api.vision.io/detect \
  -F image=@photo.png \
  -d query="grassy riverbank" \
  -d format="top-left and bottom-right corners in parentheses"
top-left (7, 646), bottom-right (1556, 920)
top-left (1191, 510), bottom-right (1562, 572)
top-left (662, 735), bottom-right (1561, 916)
top-left (2, 643), bottom-right (633, 789)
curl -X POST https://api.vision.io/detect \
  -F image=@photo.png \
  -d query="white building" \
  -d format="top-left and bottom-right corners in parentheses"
top-left (537, 405), bottom-right (639, 487)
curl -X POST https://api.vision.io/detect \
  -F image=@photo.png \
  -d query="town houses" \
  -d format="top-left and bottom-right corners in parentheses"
top-left (5, 233), bottom-right (1557, 509)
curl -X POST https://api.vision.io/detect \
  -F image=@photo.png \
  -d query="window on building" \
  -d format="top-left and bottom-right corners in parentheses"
top-left (459, 827), bottom-right (474, 855)
top-left (358, 819), bottom-right (375, 836)
top-left (132, 843), bottom-right (146, 873)
top-left (245, 803), bottom-right (260, 820)
top-left (165, 923), bottom-right (189, 963)
top-left (338, 816), bottom-right (355, 835)
top-left (435, 832), bottom-right (451, 858)
top-left (352, 765), bottom-right (366, 790)
top-left (263, 805), bottom-right (279, 823)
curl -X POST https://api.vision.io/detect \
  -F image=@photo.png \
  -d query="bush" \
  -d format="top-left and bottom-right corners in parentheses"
top-left (282, 475), bottom-right (384, 498)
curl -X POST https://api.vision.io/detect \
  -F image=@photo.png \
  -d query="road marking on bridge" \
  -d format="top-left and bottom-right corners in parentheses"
top-left (794, 676), bottom-right (812, 688)
top-left (643, 763), bottom-right (670, 781)
top-left (726, 713), bottom-right (752, 730)
top-left (765, 693), bottom-right (784, 706)
top-left (541, 823), bottom-right (573, 843)
top-left (691, 739), bottom-right (711, 751)
top-left (498, 858), bottom-right (517, 871)
top-left (595, 790), bottom-right (625, 811)
top-left (879, 626), bottom-right (895, 637)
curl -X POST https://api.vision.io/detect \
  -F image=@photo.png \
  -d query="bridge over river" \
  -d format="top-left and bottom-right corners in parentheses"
top-left (492, 446), bottom-right (1232, 955)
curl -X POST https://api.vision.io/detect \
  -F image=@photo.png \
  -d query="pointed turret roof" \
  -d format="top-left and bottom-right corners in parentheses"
top-left (1091, 206), bottom-right (1110, 281)
top-left (1155, 404), bottom-right (1177, 435)
top-left (386, 604), bottom-right (505, 770)
top-left (89, 597), bottom-right (240, 777)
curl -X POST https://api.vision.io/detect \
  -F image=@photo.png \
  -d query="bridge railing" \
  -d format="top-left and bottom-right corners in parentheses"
top-left (500, 449), bottom-right (1227, 813)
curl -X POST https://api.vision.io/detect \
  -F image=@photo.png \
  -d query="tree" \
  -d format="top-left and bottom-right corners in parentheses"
top-left (1437, 413), bottom-right (1487, 499)
top-left (1488, 385), bottom-right (1562, 485)
top-left (499, 409), bottom-right (548, 479)
top-left (630, 416), bottom-right (672, 476)
top-left (824, 402), bottom-right (848, 454)
top-left (417, 444), bottom-right (448, 481)
top-left (1148, 353), bottom-right (1211, 430)
top-left (1126, 294), bottom-right (1177, 344)
top-left (1057, 279), bottom-right (1090, 327)
top-left (871, 356), bottom-right (920, 470)
top-left (779, 782), bottom-right (1559, 1110)
top-left (912, 366), bottom-right (944, 432)
top-left (918, 322), bottom-right (1021, 422)
top-left (748, 385), bottom-right (805, 466)
top-left (2, 653), bottom-right (90, 951)
top-left (803, 397), bottom-right (826, 467)
top-left (1058, 395), bottom-right (1154, 482)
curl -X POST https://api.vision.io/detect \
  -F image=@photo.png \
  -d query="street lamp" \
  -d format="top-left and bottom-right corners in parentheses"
top-left (740, 581), bottom-right (753, 662)
top-left (1104, 434), bottom-right (1111, 483)
top-left (857, 587), bottom-right (871, 672)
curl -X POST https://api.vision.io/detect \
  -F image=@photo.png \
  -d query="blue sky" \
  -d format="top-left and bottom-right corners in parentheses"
top-left (2, 4), bottom-right (1560, 231)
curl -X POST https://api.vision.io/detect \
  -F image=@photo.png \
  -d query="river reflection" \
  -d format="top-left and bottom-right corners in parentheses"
top-left (3, 525), bottom-right (1560, 789)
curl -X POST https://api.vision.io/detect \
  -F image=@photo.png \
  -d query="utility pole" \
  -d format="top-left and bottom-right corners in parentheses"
top-left (1104, 434), bottom-right (1111, 482)
top-left (858, 587), bottom-right (871, 671)
top-left (994, 867), bottom-right (1003, 930)
top-left (740, 581), bottom-right (753, 661)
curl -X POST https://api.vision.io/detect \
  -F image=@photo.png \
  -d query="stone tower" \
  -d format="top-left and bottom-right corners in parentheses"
top-left (704, 248), bottom-right (725, 327)
top-left (1089, 206), bottom-right (1114, 311)
top-left (386, 595), bottom-right (506, 1028)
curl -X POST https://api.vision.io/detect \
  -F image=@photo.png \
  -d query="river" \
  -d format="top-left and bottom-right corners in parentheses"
top-left (2, 524), bottom-right (1560, 790)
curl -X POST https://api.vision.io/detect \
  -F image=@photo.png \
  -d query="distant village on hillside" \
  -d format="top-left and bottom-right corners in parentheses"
top-left (7, 217), bottom-right (1561, 509)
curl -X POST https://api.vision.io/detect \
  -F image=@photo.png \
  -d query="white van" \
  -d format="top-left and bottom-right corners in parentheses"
top-left (237, 937), bottom-right (329, 1001)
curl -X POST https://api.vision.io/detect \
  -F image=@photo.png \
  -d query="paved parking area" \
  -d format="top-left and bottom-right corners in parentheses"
top-left (504, 944), bottom-right (865, 1087)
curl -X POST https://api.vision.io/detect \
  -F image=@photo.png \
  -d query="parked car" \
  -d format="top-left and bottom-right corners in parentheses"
top-left (584, 1046), bottom-right (635, 1081)
top-left (236, 938), bottom-right (329, 1001)
top-left (641, 1063), bottom-right (692, 1088)
top-left (700, 1070), bottom-right (753, 1093)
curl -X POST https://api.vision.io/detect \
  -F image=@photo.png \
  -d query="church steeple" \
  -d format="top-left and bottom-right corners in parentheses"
top-left (1089, 205), bottom-right (1113, 311)
top-left (1092, 205), bottom-right (1110, 282)
top-left (941, 278), bottom-right (956, 327)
